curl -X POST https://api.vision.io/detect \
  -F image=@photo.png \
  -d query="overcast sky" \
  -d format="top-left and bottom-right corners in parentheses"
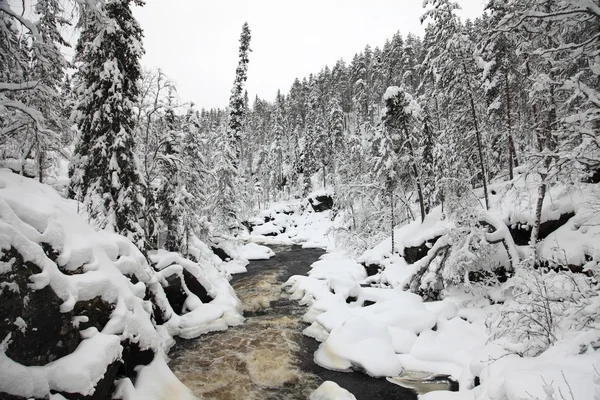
top-left (132, 0), bottom-right (485, 110)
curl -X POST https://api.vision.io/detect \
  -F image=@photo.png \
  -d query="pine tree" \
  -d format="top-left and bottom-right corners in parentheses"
top-left (69, 0), bottom-right (146, 249)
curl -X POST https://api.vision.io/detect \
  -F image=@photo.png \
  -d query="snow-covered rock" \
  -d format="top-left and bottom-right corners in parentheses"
top-left (309, 381), bottom-right (356, 400)
top-left (0, 170), bottom-right (242, 399)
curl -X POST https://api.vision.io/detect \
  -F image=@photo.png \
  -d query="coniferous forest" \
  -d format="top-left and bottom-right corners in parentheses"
top-left (1, 0), bottom-right (599, 399)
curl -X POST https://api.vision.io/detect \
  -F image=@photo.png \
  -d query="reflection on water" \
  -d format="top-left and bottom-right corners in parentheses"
top-left (168, 269), bottom-right (319, 400)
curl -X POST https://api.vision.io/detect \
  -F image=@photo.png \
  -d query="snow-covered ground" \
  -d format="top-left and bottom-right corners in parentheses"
top-left (249, 185), bottom-right (600, 400)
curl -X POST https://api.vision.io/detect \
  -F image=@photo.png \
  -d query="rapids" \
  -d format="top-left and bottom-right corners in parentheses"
top-left (168, 245), bottom-right (421, 400)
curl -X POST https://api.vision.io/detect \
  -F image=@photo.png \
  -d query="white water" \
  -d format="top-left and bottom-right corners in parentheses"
top-left (169, 270), bottom-right (319, 400)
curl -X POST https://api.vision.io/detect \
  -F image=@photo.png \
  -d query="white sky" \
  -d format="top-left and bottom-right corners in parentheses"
top-left (132, 0), bottom-right (485, 109)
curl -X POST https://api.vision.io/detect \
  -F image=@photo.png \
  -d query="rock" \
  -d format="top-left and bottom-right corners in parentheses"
top-left (308, 194), bottom-right (334, 212)
top-left (241, 220), bottom-right (253, 233)
top-left (211, 246), bottom-right (231, 261)
top-left (144, 285), bottom-right (169, 325)
top-left (162, 270), bottom-right (188, 315)
top-left (508, 212), bottom-right (575, 246)
top-left (0, 247), bottom-right (81, 366)
top-left (403, 236), bottom-right (441, 265)
top-left (362, 263), bottom-right (381, 277)
top-left (118, 340), bottom-right (155, 385)
top-left (182, 269), bottom-right (213, 303)
top-left (262, 225), bottom-right (286, 237)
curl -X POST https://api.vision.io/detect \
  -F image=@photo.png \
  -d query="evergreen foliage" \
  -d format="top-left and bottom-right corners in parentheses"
top-left (68, 0), bottom-right (146, 249)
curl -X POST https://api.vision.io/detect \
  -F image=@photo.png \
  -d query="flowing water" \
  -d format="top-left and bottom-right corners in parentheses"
top-left (168, 245), bottom-right (418, 400)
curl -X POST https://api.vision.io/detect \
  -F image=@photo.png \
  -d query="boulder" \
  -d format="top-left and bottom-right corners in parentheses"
top-left (308, 194), bottom-right (334, 212)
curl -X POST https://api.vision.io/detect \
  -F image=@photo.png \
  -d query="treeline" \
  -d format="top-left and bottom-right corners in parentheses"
top-left (0, 0), bottom-right (598, 258)
top-left (233, 0), bottom-right (599, 251)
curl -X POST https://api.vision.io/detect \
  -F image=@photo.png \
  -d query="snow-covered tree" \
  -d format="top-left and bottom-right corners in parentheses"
top-left (227, 21), bottom-right (251, 164)
top-left (213, 21), bottom-right (252, 230)
top-left (69, 0), bottom-right (146, 249)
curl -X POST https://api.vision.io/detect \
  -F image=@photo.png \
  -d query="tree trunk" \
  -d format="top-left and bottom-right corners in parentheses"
top-left (403, 122), bottom-right (426, 223)
top-left (390, 191), bottom-right (395, 254)
top-left (38, 149), bottom-right (44, 183)
top-left (323, 163), bottom-right (326, 189)
top-left (463, 62), bottom-right (489, 210)
top-left (527, 60), bottom-right (558, 263)
top-left (504, 69), bottom-right (517, 179)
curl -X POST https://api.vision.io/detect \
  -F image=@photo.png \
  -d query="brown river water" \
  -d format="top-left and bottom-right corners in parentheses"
top-left (167, 245), bottom-right (421, 400)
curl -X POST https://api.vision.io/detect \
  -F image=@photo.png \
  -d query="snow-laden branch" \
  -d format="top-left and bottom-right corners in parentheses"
top-left (538, 32), bottom-right (600, 55)
top-left (0, 99), bottom-right (56, 137)
top-left (483, 211), bottom-right (521, 269)
top-left (0, 121), bottom-right (28, 139)
top-left (497, 1), bottom-right (599, 33)
top-left (0, 81), bottom-right (39, 92)
top-left (407, 235), bottom-right (450, 293)
top-left (0, 2), bottom-right (41, 40)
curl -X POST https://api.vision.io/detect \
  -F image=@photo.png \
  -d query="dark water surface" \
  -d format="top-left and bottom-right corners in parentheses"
top-left (168, 245), bottom-right (416, 400)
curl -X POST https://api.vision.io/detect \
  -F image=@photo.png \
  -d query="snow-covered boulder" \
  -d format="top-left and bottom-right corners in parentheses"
top-left (307, 190), bottom-right (334, 213)
top-left (310, 381), bottom-right (356, 400)
top-left (0, 170), bottom-right (242, 399)
top-left (239, 243), bottom-right (275, 260)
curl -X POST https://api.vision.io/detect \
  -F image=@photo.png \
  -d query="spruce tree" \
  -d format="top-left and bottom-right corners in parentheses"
top-left (214, 22), bottom-right (251, 230)
top-left (227, 21), bottom-right (251, 164)
top-left (69, 0), bottom-right (146, 249)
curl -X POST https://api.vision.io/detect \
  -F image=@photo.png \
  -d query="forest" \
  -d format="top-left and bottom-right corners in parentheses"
top-left (0, 0), bottom-right (599, 399)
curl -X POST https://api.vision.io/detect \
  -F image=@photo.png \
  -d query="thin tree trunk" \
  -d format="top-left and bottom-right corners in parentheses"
top-left (504, 69), bottom-right (517, 179)
top-left (463, 62), bottom-right (489, 210)
top-left (527, 60), bottom-right (557, 262)
top-left (390, 191), bottom-right (395, 254)
top-left (403, 122), bottom-right (426, 223)
top-left (37, 148), bottom-right (44, 183)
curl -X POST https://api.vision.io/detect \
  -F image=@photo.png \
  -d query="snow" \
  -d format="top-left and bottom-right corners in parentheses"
top-left (358, 206), bottom-right (451, 269)
top-left (249, 199), bottom-right (335, 250)
top-left (315, 317), bottom-right (404, 376)
top-left (252, 221), bottom-right (282, 236)
top-left (310, 381), bottom-right (356, 400)
top-left (0, 332), bottom-right (122, 398)
top-left (240, 242), bottom-right (275, 260)
top-left (114, 352), bottom-right (196, 400)
top-left (383, 86), bottom-right (401, 100)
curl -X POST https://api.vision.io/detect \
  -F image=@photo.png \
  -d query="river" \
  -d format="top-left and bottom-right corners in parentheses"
top-left (168, 245), bottom-right (417, 400)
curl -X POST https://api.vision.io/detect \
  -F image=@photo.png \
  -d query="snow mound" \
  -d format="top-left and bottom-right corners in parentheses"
top-left (309, 380), bottom-right (357, 400)
top-left (240, 243), bottom-right (275, 260)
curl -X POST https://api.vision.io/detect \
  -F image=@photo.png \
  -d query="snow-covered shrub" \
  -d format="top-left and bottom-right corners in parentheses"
top-left (443, 224), bottom-right (496, 286)
top-left (492, 264), bottom-right (600, 357)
